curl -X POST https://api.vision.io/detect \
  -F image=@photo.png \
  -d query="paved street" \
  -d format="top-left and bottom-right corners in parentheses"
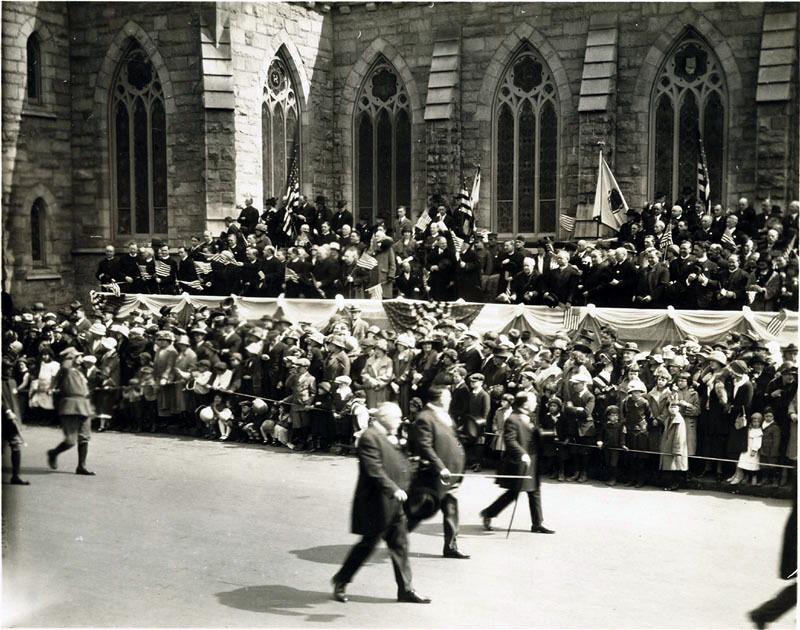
top-left (2, 426), bottom-right (795, 628)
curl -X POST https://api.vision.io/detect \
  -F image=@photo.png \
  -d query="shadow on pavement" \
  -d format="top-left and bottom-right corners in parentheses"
top-left (215, 584), bottom-right (393, 618)
top-left (290, 544), bottom-right (442, 566)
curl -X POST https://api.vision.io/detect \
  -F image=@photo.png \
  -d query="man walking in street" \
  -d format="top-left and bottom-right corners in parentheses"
top-left (332, 402), bottom-right (430, 604)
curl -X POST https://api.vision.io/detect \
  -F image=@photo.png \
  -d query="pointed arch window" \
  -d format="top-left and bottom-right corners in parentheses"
top-left (26, 33), bottom-right (41, 103)
top-left (354, 58), bottom-right (411, 226)
top-left (262, 56), bottom-right (300, 202)
top-left (651, 32), bottom-right (726, 206)
top-left (111, 42), bottom-right (167, 236)
top-left (493, 46), bottom-right (559, 236)
top-left (31, 198), bottom-right (46, 266)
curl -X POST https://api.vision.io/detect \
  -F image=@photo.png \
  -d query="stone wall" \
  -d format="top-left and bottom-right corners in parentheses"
top-left (2, 1), bottom-right (74, 309)
top-left (68, 2), bottom-right (207, 250)
top-left (226, 2), bottom-right (332, 218)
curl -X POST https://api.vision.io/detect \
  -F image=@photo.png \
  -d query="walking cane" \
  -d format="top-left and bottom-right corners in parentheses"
top-left (506, 493), bottom-right (519, 539)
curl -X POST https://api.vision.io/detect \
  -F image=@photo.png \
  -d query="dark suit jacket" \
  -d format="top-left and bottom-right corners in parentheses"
top-left (409, 405), bottom-right (466, 498)
top-left (351, 426), bottom-right (411, 536)
top-left (499, 411), bottom-right (540, 492)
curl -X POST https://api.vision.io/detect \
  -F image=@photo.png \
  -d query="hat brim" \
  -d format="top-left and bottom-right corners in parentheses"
top-left (404, 487), bottom-right (440, 520)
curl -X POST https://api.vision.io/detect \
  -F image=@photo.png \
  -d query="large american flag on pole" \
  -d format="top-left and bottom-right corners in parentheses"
top-left (697, 132), bottom-right (711, 207)
top-left (283, 147), bottom-right (300, 239)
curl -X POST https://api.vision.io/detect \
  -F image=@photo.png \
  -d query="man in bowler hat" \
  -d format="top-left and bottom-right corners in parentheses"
top-left (332, 402), bottom-right (430, 604)
top-left (480, 391), bottom-right (555, 534)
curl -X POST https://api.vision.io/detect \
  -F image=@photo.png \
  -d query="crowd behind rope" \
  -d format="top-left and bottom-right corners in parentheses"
top-left (94, 194), bottom-right (799, 309)
top-left (3, 297), bottom-right (797, 491)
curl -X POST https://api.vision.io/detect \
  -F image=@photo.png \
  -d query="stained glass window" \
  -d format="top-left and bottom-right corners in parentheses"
top-left (111, 42), bottom-right (167, 236)
top-left (651, 32), bottom-right (727, 206)
top-left (263, 55), bottom-right (300, 201)
top-left (26, 34), bottom-right (41, 103)
top-left (493, 46), bottom-right (559, 235)
top-left (354, 57), bottom-right (412, 225)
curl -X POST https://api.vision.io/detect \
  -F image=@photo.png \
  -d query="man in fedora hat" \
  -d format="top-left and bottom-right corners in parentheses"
top-left (332, 402), bottom-right (430, 604)
top-left (47, 347), bottom-right (96, 475)
top-left (406, 386), bottom-right (469, 559)
top-left (480, 391), bottom-right (555, 534)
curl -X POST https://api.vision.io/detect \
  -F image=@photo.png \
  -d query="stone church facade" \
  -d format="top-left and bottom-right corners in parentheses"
top-left (2, 1), bottom-right (798, 308)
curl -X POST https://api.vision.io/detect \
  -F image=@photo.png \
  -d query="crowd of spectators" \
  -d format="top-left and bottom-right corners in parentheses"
top-left (94, 194), bottom-right (800, 311)
top-left (3, 297), bottom-right (797, 491)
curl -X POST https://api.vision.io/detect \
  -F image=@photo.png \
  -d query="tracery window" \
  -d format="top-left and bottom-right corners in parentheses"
top-left (31, 198), bottom-right (45, 265)
top-left (493, 45), bottom-right (559, 236)
top-left (262, 55), bottom-right (300, 201)
top-left (651, 32), bottom-right (726, 206)
top-left (354, 57), bottom-right (411, 226)
top-left (26, 33), bottom-right (41, 103)
top-left (111, 42), bottom-right (167, 236)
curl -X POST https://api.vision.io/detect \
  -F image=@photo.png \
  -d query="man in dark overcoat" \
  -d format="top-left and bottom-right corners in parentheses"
top-left (480, 391), bottom-right (555, 534)
top-left (332, 402), bottom-right (430, 604)
top-left (406, 386), bottom-right (469, 558)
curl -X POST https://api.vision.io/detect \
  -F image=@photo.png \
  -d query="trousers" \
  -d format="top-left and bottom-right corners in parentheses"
top-left (407, 491), bottom-right (460, 552)
top-left (483, 487), bottom-right (543, 528)
top-left (334, 512), bottom-right (412, 593)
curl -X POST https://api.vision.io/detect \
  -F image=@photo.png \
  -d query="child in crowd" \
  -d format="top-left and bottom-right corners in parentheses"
top-left (730, 412), bottom-right (763, 486)
top-left (539, 395), bottom-right (563, 480)
top-left (659, 396), bottom-right (688, 491)
top-left (621, 379), bottom-right (652, 488)
top-left (598, 405), bottom-right (625, 486)
top-left (272, 404), bottom-right (294, 449)
top-left (137, 359), bottom-right (158, 433)
top-left (120, 377), bottom-right (143, 432)
top-left (491, 393), bottom-right (514, 459)
top-left (331, 375), bottom-right (354, 450)
top-left (759, 408), bottom-right (782, 486)
top-left (212, 394), bottom-right (234, 441)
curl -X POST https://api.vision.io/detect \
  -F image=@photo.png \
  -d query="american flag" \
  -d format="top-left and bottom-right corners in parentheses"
top-left (283, 148), bottom-right (300, 238)
top-left (284, 267), bottom-right (300, 283)
top-left (154, 260), bottom-right (171, 277)
top-left (209, 252), bottom-right (229, 264)
top-left (101, 281), bottom-right (121, 297)
top-left (179, 279), bottom-right (204, 291)
top-left (721, 230), bottom-right (737, 250)
top-left (659, 229), bottom-right (673, 250)
top-left (452, 233), bottom-right (465, 257)
top-left (366, 284), bottom-right (383, 300)
top-left (356, 251), bottom-right (378, 270)
top-left (194, 260), bottom-right (212, 276)
top-left (697, 132), bottom-right (711, 206)
top-left (414, 211), bottom-right (432, 233)
top-left (562, 306), bottom-right (582, 331)
top-left (559, 214), bottom-right (575, 233)
top-left (138, 264), bottom-right (152, 280)
top-left (765, 309), bottom-right (788, 336)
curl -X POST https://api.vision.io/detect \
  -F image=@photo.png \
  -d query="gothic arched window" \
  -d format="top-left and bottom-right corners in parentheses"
top-left (651, 32), bottom-right (726, 206)
top-left (26, 33), bottom-right (41, 103)
top-left (111, 42), bottom-right (167, 236)
top-left (31, 198), bottom-right (45, 265)
top-left (354, 58), bottom-right (411, 226)
top-left (262, 55), bottom-right (300, 201)
top-left (493, 46), bottom-right (559, 236)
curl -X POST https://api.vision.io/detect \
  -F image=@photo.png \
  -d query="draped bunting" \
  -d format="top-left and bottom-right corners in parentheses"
top-left (383, 300), bottom-right (485, 332)
top-left (97, 293), bottom-right (798, 351)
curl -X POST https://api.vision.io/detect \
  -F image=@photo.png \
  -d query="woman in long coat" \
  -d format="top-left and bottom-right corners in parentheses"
top-left (362, 340), bottom-right (394, 409)
top-left (724, 360), bottom-right (754, 478)
top-left (392, 334), bottom-right (416, 417)
top-left (699, 351), bottom-right (732, 479)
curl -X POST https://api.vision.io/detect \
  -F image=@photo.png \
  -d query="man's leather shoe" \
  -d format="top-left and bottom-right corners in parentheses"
top-left (331, 579), bottom-right (348, 603)
top-left (47, 449), bottom-right (58, 470)
top-left (480, 511), bottom-right (493, 531)
top-left (443, 548), bottom-right (470, 559)
top-left (75, 467), bottom-right (96, 476)
top-left (531, 525), bottom-right (555, 534)
top-left (397, 590), bottom-right (431, 604)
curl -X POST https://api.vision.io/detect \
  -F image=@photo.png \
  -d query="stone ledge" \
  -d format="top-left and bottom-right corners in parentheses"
top-left (21, 108), bottom-right (58, 119)
top-left (25, 270), bottom-right (62, 281)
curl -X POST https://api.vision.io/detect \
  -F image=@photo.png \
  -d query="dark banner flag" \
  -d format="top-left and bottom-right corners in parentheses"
top-left (383, 300), bottom-right (484, 332)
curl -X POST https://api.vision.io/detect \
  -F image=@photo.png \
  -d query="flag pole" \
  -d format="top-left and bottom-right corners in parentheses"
top-left (596, 142), bottom-right (605, 240)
